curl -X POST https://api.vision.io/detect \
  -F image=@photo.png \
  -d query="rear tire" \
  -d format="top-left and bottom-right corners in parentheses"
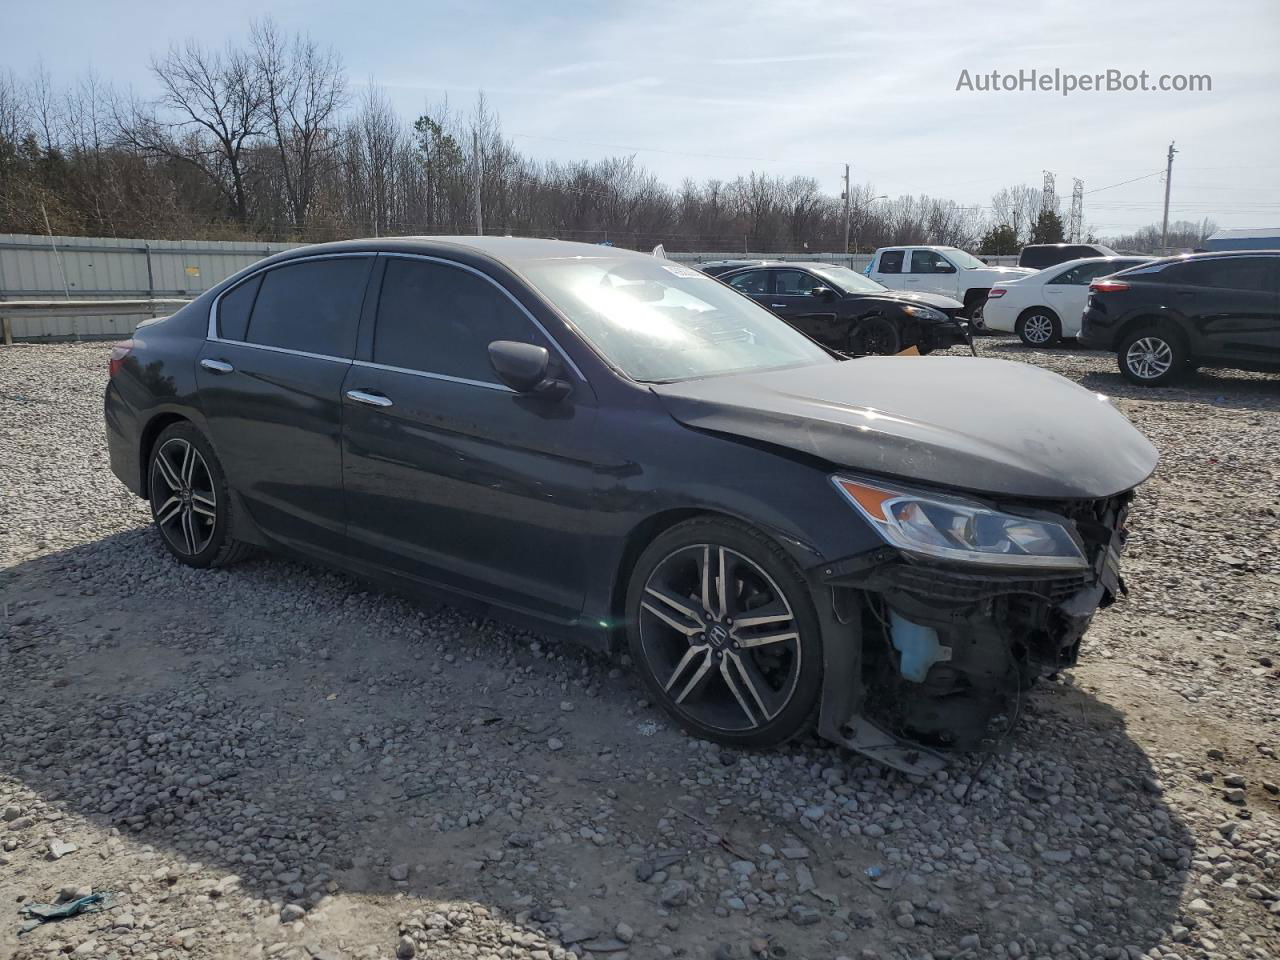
top-left (147, 422), bottom-right (254, 568)
top-left (1117, 323), bottom-right (1189, 386)
top-left (625, 518), bottom-right (823, 748)
top-left (1016, 308), bottom-right (1061, 347)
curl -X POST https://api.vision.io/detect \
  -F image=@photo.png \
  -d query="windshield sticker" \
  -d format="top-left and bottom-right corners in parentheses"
top-left (661, 264), bottom-right (707, 279)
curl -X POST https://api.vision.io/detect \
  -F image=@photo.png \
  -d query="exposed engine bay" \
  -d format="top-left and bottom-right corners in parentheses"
top-left (815, 492), bottom-right (1133, 772)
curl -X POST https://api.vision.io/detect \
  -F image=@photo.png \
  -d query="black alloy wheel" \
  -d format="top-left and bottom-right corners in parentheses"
top-left (147, 422), bottom-right (253, 567)
top-left (627, 519), bottom-right (822, 746)
top-left (853, 316), bottom-right (901, 356)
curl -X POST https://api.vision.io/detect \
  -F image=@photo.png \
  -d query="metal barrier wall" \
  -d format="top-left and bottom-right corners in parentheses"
top-left (0, 234), bottom-right (1018, 341)
top-left (0, 235), bottom-right (297, 340)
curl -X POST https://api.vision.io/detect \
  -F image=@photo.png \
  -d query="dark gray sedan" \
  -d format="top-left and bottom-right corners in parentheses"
top-left (104, 237), bottom-right (1157, 771)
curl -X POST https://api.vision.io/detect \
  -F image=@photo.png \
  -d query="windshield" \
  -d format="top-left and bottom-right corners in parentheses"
top-left (521, 257), bottom-right (833, 382)
top-left (942, 248), bottom-right (987, 269)
top-left (808, 264), bottom-right (888, 293)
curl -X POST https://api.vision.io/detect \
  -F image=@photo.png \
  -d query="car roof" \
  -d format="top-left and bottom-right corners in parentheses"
top-left (872, 245), bottom-right (959, 252)
top-left (272, 235), bottom-right (658, 268)
top-left (717, 261), bottom-right (845, 276)
top-left (1023, 243), bottom-right (1111, 249)
top-left (1042, 255), bottom-right (1154, 271)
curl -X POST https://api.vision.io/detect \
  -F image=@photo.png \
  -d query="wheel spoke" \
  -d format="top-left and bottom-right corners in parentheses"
top-left (180, 507), bottom-right (198, 554)
top-left (180, 441), bottom-right (196, 485)
top-left (735, 629), bottom-right (799, 649)
top-left (720, 655), bottom-right (758, 724)
top-left (191, 499), bottom-right (217, 520)
top-left (700, 546), bottom-right (713, 615)
top-left (715, 547), bottom-right (729, 619)
top-left (154, 452), bottom-right (181, 491)
top-left (671, 647), bottom-right (714, 703)
top-left (642, 585), bottom-right (704, 637)
top-left (731, 604), bottom-right (792, 630)
top-left (724, 651), bottom-right (773, 721)
top-left (155, 497), bottom-right (182, 525)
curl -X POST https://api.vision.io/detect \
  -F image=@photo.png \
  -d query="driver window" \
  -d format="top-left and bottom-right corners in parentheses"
top-left (728, 270), bottom-right (769, 294)
top-left (773, 270), bottom-right (820, 295)
top-left (910, 250), bottom-right (953, 274)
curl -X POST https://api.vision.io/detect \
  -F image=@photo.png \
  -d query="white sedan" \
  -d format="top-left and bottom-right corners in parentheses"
top-left (981, 255), bottom-right (1152, 346)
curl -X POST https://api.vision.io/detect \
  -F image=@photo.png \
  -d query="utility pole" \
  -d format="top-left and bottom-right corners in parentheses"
top-left (473, 129), bottom-right (484, 236)
top-left (842, 164), bottom-right (851, 254)
top-left (1160, 141), bottom-right (1177, 253)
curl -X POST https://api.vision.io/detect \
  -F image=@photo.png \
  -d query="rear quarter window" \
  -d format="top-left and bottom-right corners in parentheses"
top-left (216, 274), bottom-right (262, 341)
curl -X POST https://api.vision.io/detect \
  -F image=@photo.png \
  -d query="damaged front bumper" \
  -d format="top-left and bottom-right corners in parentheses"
top-left (810, 492), bottom-right (1132, 774)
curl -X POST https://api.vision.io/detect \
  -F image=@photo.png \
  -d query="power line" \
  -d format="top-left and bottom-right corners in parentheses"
top-left (1084, 170), bottom-right (1165, 195)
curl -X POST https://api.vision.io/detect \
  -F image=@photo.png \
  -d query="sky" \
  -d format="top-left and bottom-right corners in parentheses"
top-left (7, 0), bottom-right (1280, 236)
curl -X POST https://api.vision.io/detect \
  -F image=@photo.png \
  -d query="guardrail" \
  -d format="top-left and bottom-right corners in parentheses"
top-left (0, 299), bottom-right (192, 345)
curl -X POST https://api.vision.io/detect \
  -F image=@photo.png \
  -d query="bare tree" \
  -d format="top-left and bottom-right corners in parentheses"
top-left (119, 39), bottom-right (268, 224)
top-left (0, 68), bottom-right (27, 146)
top-left (251, 18), bottom-right (347, 234)
top-left (26, 63), bottom-right (62, 154)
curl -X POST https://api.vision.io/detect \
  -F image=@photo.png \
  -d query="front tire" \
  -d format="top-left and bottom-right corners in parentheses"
top-left (1118, 324), bottom-right (1188, 386)
top-left (626, 518), bottom-right (823, 747)
top-left (147, 422), bottom-right (253, 568)
top-left (851, 316), bottom-right (901, 355)
top-left (1016, 308), bottom-right (1061, 347)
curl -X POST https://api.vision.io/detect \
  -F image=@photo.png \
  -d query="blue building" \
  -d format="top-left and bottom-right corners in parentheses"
top-left (1203, 227), bottom-right (1280, 251)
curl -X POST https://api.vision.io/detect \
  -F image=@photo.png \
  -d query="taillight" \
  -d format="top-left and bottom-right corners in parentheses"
top-left (1090, 279), bottom-right (1130, 293)
top-left (109, 340), bottom-right (134, 378)
top-left (987, 288), bottom-right (1006, 298)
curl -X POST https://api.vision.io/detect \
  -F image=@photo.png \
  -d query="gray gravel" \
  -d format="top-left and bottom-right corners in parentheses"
top-left (1, 338), bottom-right (1277, 960)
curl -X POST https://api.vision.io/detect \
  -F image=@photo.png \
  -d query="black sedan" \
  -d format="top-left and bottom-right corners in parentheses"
top-left (104, 237), bottom-right (1157, 771)
top-left (718, 261), bottom-right (971, 355)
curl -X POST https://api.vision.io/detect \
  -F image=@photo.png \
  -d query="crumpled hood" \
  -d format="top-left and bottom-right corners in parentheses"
top-left (652, 357), bottom-right (1158, 499)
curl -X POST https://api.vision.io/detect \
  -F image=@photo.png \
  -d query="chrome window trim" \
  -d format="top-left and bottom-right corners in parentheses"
top-left (377, 252), bottom-right (587, 383)
top-left (205, 335), bottom-right (352, 365)
top-left (205, 251), bottom-right (376, 348)
top-left (350, 359), bottom-right (515, 393)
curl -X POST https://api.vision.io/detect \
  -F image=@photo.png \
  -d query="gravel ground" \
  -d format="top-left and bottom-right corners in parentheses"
top-left (1, 338), bottom-right (1277, 960)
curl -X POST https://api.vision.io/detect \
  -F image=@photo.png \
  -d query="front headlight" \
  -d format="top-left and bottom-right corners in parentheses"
top-left (832, 476), bottom-right (1087, 569)
top-left (901, 304), bottom-right (947, 321)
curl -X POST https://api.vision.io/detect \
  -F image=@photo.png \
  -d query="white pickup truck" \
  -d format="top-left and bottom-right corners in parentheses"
top-left (865, 246), bottom-right (1035, 318)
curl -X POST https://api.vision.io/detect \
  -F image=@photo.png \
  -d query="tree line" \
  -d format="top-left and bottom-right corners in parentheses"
top-left (0, 23), bottom-right (1206, 254)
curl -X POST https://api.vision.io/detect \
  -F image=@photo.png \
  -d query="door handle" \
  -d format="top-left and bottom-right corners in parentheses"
top-left (346, 389), bottom-right (393, 408)
top-left (770, 303), bottom-right (787, 308)
top-left (200, 358), bottom-right (234, 374)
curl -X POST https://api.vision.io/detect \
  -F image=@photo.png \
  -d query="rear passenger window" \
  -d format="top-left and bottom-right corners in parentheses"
top-left (374, 258), bottom-right (546, 384)
top-left (217, 274), bottom-right (262, 340)
top-left (245, 258), bottom-right (371, 358)
top-left (878, 251), bottom-right (904, 274)
top-left (773, 270), bottom-right (820, 294)
top-left (1180, 257), bottom-right (1272, 292)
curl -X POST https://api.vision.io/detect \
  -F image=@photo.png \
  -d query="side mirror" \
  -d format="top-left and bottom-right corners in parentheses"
top-left (488, 340), bottom-right (570, 399)
top-left (937, 263), bottom-right (957, 274)
top-left (810, 285), bottom-right (836, 301)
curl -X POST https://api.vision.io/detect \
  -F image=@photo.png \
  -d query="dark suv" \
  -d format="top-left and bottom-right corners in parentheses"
top-left (1079, 251), bottom-right (1280, 385)
top-left (1018, 243), bottom-right (1117, 269)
